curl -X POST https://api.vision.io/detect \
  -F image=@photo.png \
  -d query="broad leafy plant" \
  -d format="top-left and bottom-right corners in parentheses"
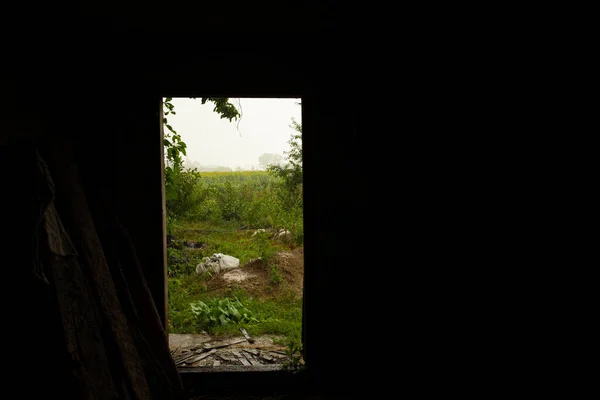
top-left (190, 297), bottom-right (259, 329)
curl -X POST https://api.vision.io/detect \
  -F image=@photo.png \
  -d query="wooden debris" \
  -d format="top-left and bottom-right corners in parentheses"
top-left (217, 353), bottom-right (236, 362)
top-left (203, 338), bottom-right (246, 350)
top-left (248, 357), bottom-right (262, 366)
top-left (231, 349), bottom-right (244, 358)
top-left (170, 345), bottom-right (182, 357)
top-left (175, 349), bottom-right (217, 365)
top-left (269, 351), bottom-right (287, 359)
top-left (243, 348), bottom-right (259, 356)
top-left (171, 334), bottom-right (291, 368)
top-left (185, 349), bottom-right (217, 365)
top-left (174, 352), bottom-right (199, 366)
top-left (240, 328), bottom-right (255, 343)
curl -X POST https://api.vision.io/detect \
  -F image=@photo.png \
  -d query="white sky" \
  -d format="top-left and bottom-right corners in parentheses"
top-left (164, 97), bottom-right (302, 170)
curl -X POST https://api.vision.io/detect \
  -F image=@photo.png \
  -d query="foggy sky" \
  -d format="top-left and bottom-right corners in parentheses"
top-left (164, 97), bottom-right (302, 170)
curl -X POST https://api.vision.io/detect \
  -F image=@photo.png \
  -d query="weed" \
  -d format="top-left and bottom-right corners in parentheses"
top-left (270, 264), bottom-right (282, 285)
top-left (282, 339), bottom-right (304, 371)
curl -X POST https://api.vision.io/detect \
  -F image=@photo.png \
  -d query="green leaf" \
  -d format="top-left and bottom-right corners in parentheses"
top-left (165, 185), bottom-right (177, 201)
top-left (229, 305), bottom-right (241, 320)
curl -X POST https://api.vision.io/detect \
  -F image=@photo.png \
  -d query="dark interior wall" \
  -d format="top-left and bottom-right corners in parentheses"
top-left (0, 13), bottom-right (376, 397)
top-left (76, 1), bottom-right (335, 32)
top-left (113, 94), bottom-right (168, 326)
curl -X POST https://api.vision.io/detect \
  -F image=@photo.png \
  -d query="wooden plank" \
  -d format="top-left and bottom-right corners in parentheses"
top-left (239, 358), bottom-right (251, 366)
top-left (248, 357), bottom-right (262, 366)
top-left (231, 349), bottom-right (244, 358)
top-left (175, 352), bottom-right (198, 366)
top-left (240, 328), bottom-right (254, 343)
top-left (182, 349), bottom-right (217, 365)
top-left (203, 338), bottom-right (246, 349)
top-left (243, 348), bottom-right (259, 356)
top-left (170, 345), bottom-right (182, 357)
top-left (217, 353), bottom-right (236, 362)
top-left (157, 98), bottom-right (168, 329)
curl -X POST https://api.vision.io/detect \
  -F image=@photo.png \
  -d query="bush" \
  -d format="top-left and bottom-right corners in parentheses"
top-left (216, 180), bottom-right (246, 222)
top-left (166, 169), bottom-right (203, 219)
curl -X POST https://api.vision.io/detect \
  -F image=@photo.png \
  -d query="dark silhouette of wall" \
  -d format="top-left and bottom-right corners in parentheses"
top-left (0, 6), bottom-right (388, 399)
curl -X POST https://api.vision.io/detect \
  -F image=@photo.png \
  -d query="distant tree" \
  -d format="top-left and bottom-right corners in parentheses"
top-left (258, 153), bottom-right (284, 170)
top-left (267, 117), bottom-right (302, 210)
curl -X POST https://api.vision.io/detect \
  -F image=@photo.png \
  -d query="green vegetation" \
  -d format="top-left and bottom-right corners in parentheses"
top-left (163, 100), bottom-right (303, 353)
top-left (165, 170), bottom-right (303, 245)
top-left (167, 171), bottom-right (303, 342)
top-left (168, 273), bottom-right (303, 344)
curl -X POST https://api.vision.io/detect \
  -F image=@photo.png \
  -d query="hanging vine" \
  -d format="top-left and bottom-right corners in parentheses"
top-left (162, 97), bottom-right (240, 200)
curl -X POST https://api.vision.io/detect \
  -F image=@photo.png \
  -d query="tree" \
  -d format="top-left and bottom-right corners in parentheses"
top-left (267, 117), bottom-right (302, 210)
top-left (258, 153), bottom-right (284, 170)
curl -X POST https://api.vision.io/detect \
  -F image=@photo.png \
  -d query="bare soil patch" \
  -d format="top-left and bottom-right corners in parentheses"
top-left (202, 247), bottom-right (304, 301)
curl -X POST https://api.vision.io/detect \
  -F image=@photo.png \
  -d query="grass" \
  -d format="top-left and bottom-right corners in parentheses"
top-left (167, 220), bottom-right (303, 347)
top-left (168, 220), bottom-right (285, 268)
